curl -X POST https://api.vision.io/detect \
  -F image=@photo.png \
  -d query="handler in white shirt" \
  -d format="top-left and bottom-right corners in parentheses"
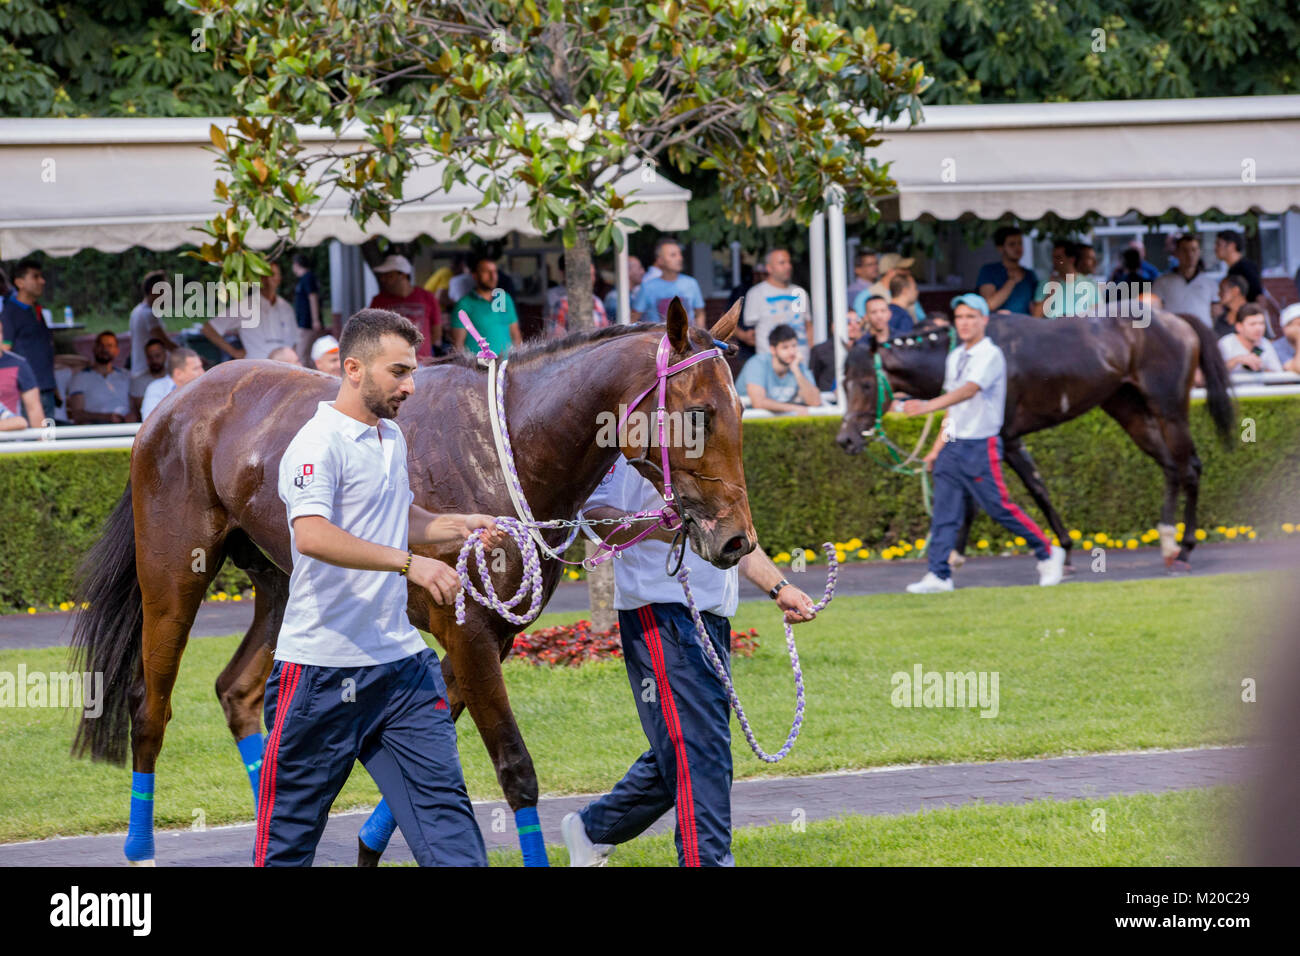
top-left (561, 453), bottom-right (818, 868)
top-left (902, 293), bottom-right (1065, 593)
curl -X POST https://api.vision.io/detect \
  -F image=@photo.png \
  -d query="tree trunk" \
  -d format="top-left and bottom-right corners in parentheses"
top-left (564, 225), bottom-right (595, 330)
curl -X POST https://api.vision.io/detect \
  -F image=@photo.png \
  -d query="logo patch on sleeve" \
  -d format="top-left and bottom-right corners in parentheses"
top-left (294, 463), bottom-right (314, 489)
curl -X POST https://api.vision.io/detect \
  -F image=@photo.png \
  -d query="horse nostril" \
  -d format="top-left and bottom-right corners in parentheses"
top-left (722, 534), bottom-right (746, 555)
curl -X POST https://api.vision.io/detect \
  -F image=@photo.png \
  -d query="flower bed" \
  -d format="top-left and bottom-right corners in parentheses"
top-left (510, 620), bottom-right (761, 667)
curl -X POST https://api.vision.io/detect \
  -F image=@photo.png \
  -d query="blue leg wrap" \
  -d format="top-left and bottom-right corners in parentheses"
top-left (516, 806), bottom-right (549, 867)
top-left (358, 798), bottom-right (398, 853)
top-left (236, 733), bottom-right (265, 808)
top-left (123, 771), bottom-right (155, 862)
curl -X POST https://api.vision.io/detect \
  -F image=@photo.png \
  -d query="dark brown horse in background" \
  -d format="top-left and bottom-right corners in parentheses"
top-left (835, 309), bottom-right (1234, 570)
top-left (70, 299), bottom-right (753, 865)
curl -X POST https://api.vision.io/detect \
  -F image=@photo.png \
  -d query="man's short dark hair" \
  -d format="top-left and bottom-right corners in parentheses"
top-left (167, 348), bottom-right (199, 376)
top-left (339, 308), bottom-right (422, 365)
top-left (863, 294), bottom-right (887, 308)
top-left (1076, 242), bottom-right (1094, 254)
top-left (888, 273), bottom-right (913, 298)
top-left (13, 258), bottom-right (42, 281)
top-left (1121, 248), bottom-right (1142, 272)
top-left (95, 330), bottom-right (118, 344)
top-left (855, 248), bottom-right (878, 265)
top-left (654, 236), bottom-right (681, 259)
top-left (293, 253), bottom-right (311, 270)
top-left (993, 226), bottom-right (1023, 247)
top-left (1175, 232), bottom-right (1200, 248)
top-left (1054, 239), bottom-right (1080, 260)
top-left (1221, 274), bottom-right (1249, 298)
top-left (144, 337), bottom-right (167, 351)
top-left (1236, 303), bottom-right (1265, 324)
top-left (1218, 230), bottom-right (1244, 252)
top-left (141, 270), bottom-right (167, 299)
top-left (767, 323), bottom-right (798, 348)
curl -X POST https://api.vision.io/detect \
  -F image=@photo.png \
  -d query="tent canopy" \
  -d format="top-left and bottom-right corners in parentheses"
top-left (0, 117), bottom-right (691, 258)
top-left (877, 94), bottom-right (1300, 221)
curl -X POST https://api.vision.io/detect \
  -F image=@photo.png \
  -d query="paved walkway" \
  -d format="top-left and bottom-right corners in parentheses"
top-left (3, 540), bottom-right (1295, 649)
top-left (0, 746), bottom-right (1253, 866)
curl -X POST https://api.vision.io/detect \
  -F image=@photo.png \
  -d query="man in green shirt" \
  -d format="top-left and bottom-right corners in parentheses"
top-left (450, 257), bottom-right (522, 357)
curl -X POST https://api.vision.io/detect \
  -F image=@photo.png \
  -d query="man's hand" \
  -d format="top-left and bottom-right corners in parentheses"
top-left (1005, 264), bottom-right (1024, 284)
top-left (1240, 353), bottom-right (1263, 371)
top-left (902, 398), bottom-right (930, 417)
top-left (923, 446), bottom-right (942, 471)
top-left (464, 514), bottom-right (506, 549)
top-left (407, 555), bottom-right (461, 605)
top-left (776, 584), bottom-right (818, 625)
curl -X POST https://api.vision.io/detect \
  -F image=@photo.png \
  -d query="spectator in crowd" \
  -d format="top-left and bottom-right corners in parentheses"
top-left (0, 401), bottom-right (24, 430)
top-left (736, 324), bottom-right (822, 413)
top-left (1274, 303), bottom-right (1300, 373)
top-left (1214, 230), bottom-right (1266, 314)
top-left (450, 257), bottom-right (522, 358)
top-left (856, 252), bottom-right (923, 324)
top-left (268, 346), bottom-right (300, 364)
top-left (744, 248), bottom-right (812, 359)
top-left (545, 256), bottom-right (609, 338)
top-left (1031, 239), bottom-right (1099, 318)
top-left (630, 238), bottom-right (706, 326)
top-left (1215, 275), bottom-right (1250, 339)
top-left (1108, 240), bottom-right (1159, 283)
top-left (927, 311), bottom-right (952, 326)
top-left (977, 227), bottom-right (1038, 314)
top-left (141, 347), bottom-right (204, 419)
top-left (0, 345), bottom-right (43, 428)
top-left (310, 334), bottom-right (342, 376)
top-left (810, 311), bottom-right (865, 392)
top-left (291, 254), bottom-right (322, 366)
top-left (130, 337), bottom-right (169, 420)
top-left (887, 272), bottom-right (919, 336)
top-left (67, 331), bottom-right (133, 424)
top-left (728, 260), bottom-right (767, 365)
top-left (1075, 242), bottom-right (1099, 278)
top-left (1219, 304), bottom-right (1282, 373)
top-left (1152, 233), bottom-right (1218, 327)
top-left (128, 270), bottom-right (178, 374)
top-left (201, 261), bottom-right (298, 361)
top-left (862, 295), bottom-right (893, 345)
top-left (846, 248), bottom-right (879, 304)
top-left (369, 255), bottom-right (441, 359)
top-left (426, 253), bottom-right (474, 317)
top-left (603, 254), bottom-right (644, 322)
top-left (0, 258), bottom-right (58, 420)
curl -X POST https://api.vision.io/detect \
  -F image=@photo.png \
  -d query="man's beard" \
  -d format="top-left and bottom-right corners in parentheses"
top-left (361, 370), bottom-right (403, 419)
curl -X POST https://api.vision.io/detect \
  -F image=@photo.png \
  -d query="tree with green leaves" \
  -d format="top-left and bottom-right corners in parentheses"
top-left (190, 0), bottom-right (928, 332)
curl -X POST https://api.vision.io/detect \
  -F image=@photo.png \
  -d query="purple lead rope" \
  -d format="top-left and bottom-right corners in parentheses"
top-left (677, 543), bottom-right (838, 763)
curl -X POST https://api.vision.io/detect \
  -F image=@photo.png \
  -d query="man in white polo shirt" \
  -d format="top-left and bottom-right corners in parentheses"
top-left (1152, 233), bottom-right (1219, 327)
top-left (561, 454), bottom-right (819, 867)
top-left (902, 293), bottom-right (1065, 593)
top-left (255, 307), bottom-right (501, 867)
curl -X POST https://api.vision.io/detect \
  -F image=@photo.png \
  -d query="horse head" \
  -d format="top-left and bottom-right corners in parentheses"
top-left (623, 296), bottom-right (756, 568)
top-left (836, 334), bottom-right (883, 454)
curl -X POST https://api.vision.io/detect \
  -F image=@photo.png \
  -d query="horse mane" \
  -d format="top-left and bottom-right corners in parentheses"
top-left (433, 321), bottom-right (707, 372)
top-left (881, 321), bottom-right (955, 352)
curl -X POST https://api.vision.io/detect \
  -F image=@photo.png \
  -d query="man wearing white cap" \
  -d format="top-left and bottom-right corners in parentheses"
top-left (311, 334), bottom-right (341, 377)
top-left (368, 255), bottom-right (442, 360)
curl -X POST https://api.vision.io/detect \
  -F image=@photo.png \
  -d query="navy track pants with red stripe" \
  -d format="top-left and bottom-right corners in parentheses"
top-left (253, 646), bottom-right (486, 867)
top-left (928, 435), bottom-right (1053, 580)
top-left (580, 603), bottom-right (734, 867)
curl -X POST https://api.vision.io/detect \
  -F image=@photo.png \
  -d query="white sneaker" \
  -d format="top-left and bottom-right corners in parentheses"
top-left (561, 811), bottom-right (613, 867)
top-left (1037, 545), bottom-right (1066, 586)
top-left (906, 572), bottom-right (954, 594)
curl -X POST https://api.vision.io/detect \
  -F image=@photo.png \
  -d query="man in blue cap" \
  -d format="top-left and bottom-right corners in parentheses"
top-left (901, 293), bottom-right (1065, 592)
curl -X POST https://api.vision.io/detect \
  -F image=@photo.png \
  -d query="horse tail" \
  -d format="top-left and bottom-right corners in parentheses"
top-left (69, 482), bottom-right (142, 765)
top-left (1176, 312), bottom-right (1235, 444)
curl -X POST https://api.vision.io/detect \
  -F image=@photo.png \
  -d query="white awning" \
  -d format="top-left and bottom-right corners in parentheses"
top-left (0, 117), bottom-right (691, 258)
top-left (875, 95), bottom-right (1300, 221)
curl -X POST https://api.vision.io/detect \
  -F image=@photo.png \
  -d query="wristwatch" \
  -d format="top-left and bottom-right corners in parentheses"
top-left (769, 578), bottom-right (790, 600)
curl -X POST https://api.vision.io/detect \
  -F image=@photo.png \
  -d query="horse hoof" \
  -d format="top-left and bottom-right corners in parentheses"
top-left (126, 859), bottom-right (156, 867)
top-left (357, 838), bottom-right (382, 867)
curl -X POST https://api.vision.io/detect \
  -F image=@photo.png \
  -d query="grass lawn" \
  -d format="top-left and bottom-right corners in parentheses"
top-left (0, 573), bottom-right (1272, 843)
top-left (478, 787), bottom-right (1242, 866)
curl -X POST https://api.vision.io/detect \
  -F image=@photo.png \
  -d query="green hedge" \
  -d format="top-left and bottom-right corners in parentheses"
top-left (3, 397), bottom-right (1299, 609)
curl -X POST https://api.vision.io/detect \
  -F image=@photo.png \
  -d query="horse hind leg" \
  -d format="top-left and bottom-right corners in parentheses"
top-left (1101, 389), bottom-right (1184, 571)
top-left (215, 533), bottom-right (289, 810)
top-left (1002, 437), bottom-right (1074, 570)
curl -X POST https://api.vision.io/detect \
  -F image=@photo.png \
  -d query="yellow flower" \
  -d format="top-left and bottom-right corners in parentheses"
top-left (1126, 539), bottom-right (1138, 549)
top-left (857, 548), bottom-right (870, 559)
top-left (1082, 540), bottom-right (1093, 550)
top-left (1247, 531), bottom-right (1256, 539)
top-left (835, 550), bottom-right (847, 564)
top-left (1176, 522), bottom-right (1185, 533)
top-left (233, 594), bottom-right (243, 602)
top-left (1095, 532), bottom-right (1108, 543)
top-left (882, 549), bottom-right (894, 561)
top-left (59, 601), bottom-right (70, 611)
top-left (1283, 523), bottom-right (1295, 534)
top-left (914, 538), bottom-right (926, 550)
top-left (775, 552), bottom-right (791, 563)
top-left (1215, 526), bottom-right (1227, 534)
top-left (1224, 528), bottom-right (1237, 540)
top-left (847, 538), bottom-right (863, 550)
top-left (1003, 540), bottom-right (1013, 549)
top-left (1014, 536), bottom-right (1026, 546)
top-left (976, 539), bottom-right (989, 549)
top-left (27, 607), bottom-right (36, 614)
top-left (1194, 529), bottom-right (1207, 541)
top-left (80, 601), bottom-right (89, 609)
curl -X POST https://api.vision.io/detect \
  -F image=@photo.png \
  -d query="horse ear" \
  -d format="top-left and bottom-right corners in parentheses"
top-left (709, 298), bottom-right (741, 343)
top-left (665, 296), bottom-right (690, 353)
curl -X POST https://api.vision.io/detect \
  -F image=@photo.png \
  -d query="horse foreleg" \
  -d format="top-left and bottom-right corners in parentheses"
top-left (214, 566), bottom-right (287, 809)
top-left (1002, 437), bottom-right (1074, 569)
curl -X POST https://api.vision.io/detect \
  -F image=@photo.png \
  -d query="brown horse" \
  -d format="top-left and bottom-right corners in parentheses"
top-left (69, 299), bottom-right (753, 865)
top-left (835, 309), bottom-right (1235, 569)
